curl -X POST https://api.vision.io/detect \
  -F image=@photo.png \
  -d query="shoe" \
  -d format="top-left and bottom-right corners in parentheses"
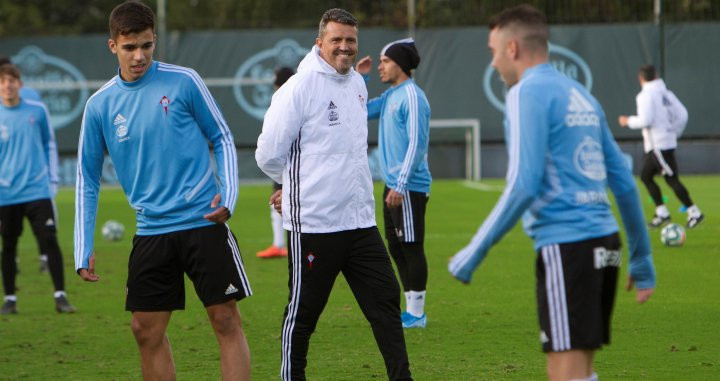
top-left (55, 295), bottom-right (76, 313)
top-left (648, 214), bottom-right (671, 228)
top-left (687, 214), bottom-right (704, 229)
top-left (0, 300), bottom-right (17, 315)
top-left (39, 257), bottom-right (49, 273)
top-left (256, 245), bottom-right (288, 258)
top-left (402, 312), bottom-right (426, 329)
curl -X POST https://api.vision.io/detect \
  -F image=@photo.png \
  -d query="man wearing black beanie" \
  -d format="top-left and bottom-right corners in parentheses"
top-left (356, 38), bottom-right (432, 329)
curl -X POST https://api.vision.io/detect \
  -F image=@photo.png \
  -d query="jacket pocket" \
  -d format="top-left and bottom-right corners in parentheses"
top-left (185, 166), bottom-right (214, 202)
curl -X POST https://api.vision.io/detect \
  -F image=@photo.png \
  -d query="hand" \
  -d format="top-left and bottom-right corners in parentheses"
top-left (618, 115), bottom-right (629, 127)
top-left (269, 189), bottom-right (282, 214)
top-left (203, 193), bottom-right (230, 223)
top-left (385, 189), bottom-right (404, 208)
top-left (78, 253), bottom-right (100, 282)
top-left (625, 275), bottom-right (654, 304)
top-left (355, 56), bottom-right (372, 75)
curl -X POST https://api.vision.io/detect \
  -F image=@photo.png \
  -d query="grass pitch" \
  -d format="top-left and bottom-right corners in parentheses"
top-left (0, 177), bottom-right (718, 380)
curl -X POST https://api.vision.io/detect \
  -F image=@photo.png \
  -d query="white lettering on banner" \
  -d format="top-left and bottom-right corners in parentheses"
top-left (12, 46), bottom-right (89, 130)
top-left (232, 39), bottom-right (308, 121)
top-left (483, 43), bottom-right (593, 113)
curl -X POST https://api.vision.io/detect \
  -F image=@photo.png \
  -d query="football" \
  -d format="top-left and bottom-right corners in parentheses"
top-left (660, 223), bottom-right (686, 247)
top-left (101, 220), bottom-right (125, 241)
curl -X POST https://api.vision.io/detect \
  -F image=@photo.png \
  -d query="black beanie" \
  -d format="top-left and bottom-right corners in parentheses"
top-left (274, 67), bottom-right (295, 87)
top-left (381, 38), bottom-right (420, 76)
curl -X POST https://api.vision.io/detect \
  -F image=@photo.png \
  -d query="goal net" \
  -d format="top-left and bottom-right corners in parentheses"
top-left (429, 119), bottom-right (481, 181)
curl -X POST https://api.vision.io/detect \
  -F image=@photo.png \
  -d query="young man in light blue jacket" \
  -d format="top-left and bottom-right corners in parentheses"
top-left (0, 63), bottom-right (74, 315)
top-left (74, 2), bottom-right (251, 379)
top-left (356, 38), bottom-right (432, 328)
top-left (448, 5), bottom-right (655, 381)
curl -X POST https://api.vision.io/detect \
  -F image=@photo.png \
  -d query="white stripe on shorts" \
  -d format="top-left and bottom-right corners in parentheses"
top-left (225, 225), bottom-right (252, 296)
top-left (542, 244), bottom-right (571, 351)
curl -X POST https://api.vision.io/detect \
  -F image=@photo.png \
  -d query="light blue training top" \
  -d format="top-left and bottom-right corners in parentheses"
top-left (449, 63), bottom-right (655, 289)
top-left (0, 98), bottom-right (57, 206)
top-left (75, 61), bottom-right (238, 270)
top-left (367, 78), bottom-right (432, 193)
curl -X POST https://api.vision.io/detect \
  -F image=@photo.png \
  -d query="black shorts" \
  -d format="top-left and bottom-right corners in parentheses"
top-left (383, 186), bottom-right (429, 243)
top-left (644, 149), bottom-right (679, 177)
top-left (0, 198), bottom-right (57, 239)
top-left (126, 224), bottom-right (252, 311)
top-left (272, 181), bottom-right (282, 191)
top-left (536, 233), bottom-right (620, 352)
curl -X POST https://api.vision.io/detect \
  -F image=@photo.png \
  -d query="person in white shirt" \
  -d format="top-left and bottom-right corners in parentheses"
top-left (255, 8), bottom-right (412, 381)
top-left (619, 64), bottom-right (704, 229)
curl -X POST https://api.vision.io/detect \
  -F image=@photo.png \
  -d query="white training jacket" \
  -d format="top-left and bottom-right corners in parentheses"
top-left (255, 46), bottom-right (376, 233)
top-left (627, 78), bottom-right (679, 153)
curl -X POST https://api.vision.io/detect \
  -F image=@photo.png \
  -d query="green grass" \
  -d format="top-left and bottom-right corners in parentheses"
top-left (0, 177), bottom-right (718, 380)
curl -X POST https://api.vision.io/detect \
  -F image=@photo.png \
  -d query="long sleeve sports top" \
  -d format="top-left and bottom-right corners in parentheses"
top-left (256, 46), bottom-right (376, 233)
top-left (449, 63), bottom-right (655, 289)
top-left (367, 78), bottom-right (432, 193)
top-left (0, 99), bottom-right (58, 206)
top-left (75, 61), bottom-right (238, 270)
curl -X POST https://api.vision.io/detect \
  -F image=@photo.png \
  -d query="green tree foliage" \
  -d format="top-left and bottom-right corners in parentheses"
top-left (0, 0), bottom-right (717, 37)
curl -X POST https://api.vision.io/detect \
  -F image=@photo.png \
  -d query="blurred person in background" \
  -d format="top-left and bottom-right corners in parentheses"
top-left (355, 38), bottom-right (432, 329)
top-left (618, 64), bottom-right (704, 229)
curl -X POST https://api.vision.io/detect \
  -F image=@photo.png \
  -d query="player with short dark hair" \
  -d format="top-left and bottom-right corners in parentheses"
top-left (618, 64), bottom-right (703, 229)
top-left (74, 1), bottom-right (251, 379)
top-left (449, 5), bottom-right (656, 381)
top-left (256, 8), bottom-right (412, 381)
top-left (0, 63), bottom-right (74, 315)
top-left (356, 38), bottom-right (432, 329)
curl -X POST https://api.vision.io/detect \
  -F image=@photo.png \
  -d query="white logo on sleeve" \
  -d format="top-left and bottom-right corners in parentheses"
top-left (225, 283), bottom-right (239, 295)
top-left (566, 87), bottom-right (600, 127)
top-left (574, 136), bottom-right (606, 180)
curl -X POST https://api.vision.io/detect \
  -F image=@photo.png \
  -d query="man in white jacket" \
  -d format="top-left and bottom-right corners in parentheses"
top-left (619, 64), bottom-right (704, 229)
top-left (255, 8), bottom-right (412, 381)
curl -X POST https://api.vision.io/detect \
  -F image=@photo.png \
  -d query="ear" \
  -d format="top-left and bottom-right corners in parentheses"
top-left (315, 37), bottom-right (322, 49)
top-left (508, 39), bottom-right (519, 60)
top-left (108, 38), bottom-right (118, 54)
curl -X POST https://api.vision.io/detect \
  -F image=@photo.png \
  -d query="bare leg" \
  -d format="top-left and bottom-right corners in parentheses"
top-left (130, 311), bottom-right (175, 381)
top-left (206, 300), bottom-right (250, 381)
top-left (546, 349), bottom-right (594, 381)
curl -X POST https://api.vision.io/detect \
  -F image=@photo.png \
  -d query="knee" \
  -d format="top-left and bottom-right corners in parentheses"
top-left (208, 304), bottom-right (241, 337)
top-left (640, 171), bottom-right (654, 184)
top-left (130, 317), bottom-right (164, 347)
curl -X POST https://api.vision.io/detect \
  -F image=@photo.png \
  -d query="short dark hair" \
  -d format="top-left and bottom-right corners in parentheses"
top-left (318, 8), bottom-right (358, 39)
top-left (274, 67), bottom-right (295, 88)
top-left (0, 56), bottom-right (11, 66)
top-left (109, 1), bottom-right (155, 40)
top-left (489, 4), bottom-right (548, 52)
top-left (639, 64), bottom-right (657, 81)
top-left (0, 63), bottom-right (21, 80)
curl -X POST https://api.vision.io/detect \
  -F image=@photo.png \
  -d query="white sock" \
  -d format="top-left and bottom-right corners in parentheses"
top-left (4, 295), bottom-right (17, 302)
top-left (407, 290), bottom-right (426, 317)
top-left (270, 205), bottom-right (285, 248)
top-left (687, 205), bottom-right (702, 218)
top-left (53, 291), bottom-right (66, 299)
top-left (570, 372), bottom-right (598, 381)
top-left (656, 204), bottom-right (670, 218)
top-left (404, 292), bottom-right (411, 311)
